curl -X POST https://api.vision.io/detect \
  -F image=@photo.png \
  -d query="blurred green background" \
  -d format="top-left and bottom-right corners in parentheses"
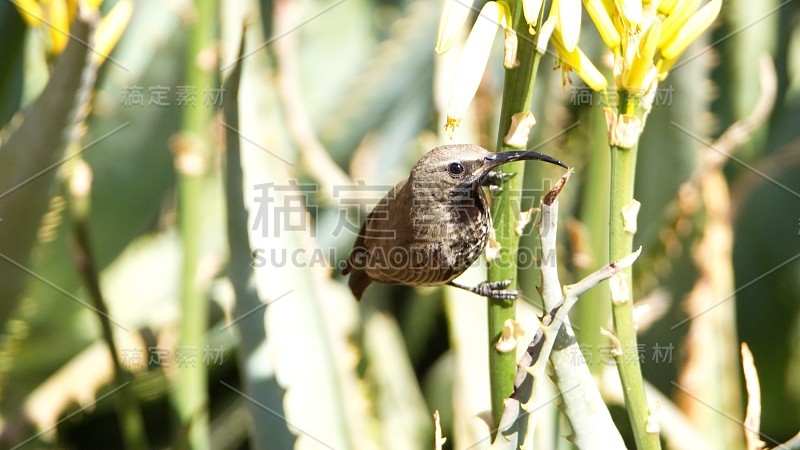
top-left (0, 0), bottom-right (798, 448)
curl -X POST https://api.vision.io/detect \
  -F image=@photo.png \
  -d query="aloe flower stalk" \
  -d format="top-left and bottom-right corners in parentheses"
top-left (538, 1), bottom-right (722, 448)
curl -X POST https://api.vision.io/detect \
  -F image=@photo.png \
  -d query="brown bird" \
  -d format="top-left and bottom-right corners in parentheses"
top-left (343, 144), bottom-right (566, 301)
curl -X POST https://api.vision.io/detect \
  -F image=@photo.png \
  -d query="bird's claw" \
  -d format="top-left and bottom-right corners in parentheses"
top-left (483, 171), bottom-right (517, 192)
top-left (476, 279), bottom-right (520, 300)
top-left (447, 279), bottom-right (520, 300)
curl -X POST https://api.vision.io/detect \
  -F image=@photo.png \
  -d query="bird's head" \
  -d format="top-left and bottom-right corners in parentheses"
top-left (409, 144), bottom-right (566, 192)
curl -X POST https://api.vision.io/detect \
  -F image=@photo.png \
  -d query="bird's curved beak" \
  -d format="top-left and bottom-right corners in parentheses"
top-left (482, 150), bottom-right (567, 173)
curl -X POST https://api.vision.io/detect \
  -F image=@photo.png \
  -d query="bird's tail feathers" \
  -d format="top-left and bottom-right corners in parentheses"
top-left (347, 269), bottom-right (371, 301)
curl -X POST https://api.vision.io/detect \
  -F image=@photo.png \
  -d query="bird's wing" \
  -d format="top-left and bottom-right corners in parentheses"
top-left (342, 218), bottom-right (368, 276)
top-left (343, 179), bottom-right (409, 300)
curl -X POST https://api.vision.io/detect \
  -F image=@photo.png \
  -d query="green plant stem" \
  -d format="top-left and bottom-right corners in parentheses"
top-left (176, 173), bottom-right (209, 449)
top-left (173, 1), bottom-right (215, 448)
top-left (609, 95), bottom-right (661, 449)
top-left (574, 106), bottom-right (610, 374)
top-left (487, 0), bottom-right (542, 427)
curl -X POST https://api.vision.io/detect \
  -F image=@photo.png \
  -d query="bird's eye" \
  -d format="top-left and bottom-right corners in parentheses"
top-left (447, 162), bottom-right (465, 176)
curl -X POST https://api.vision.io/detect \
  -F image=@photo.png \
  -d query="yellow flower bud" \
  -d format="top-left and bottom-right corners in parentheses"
top-left (13, 0), bottom-right (45, 26)
top-left (522, 0), bottom-right (544, 32)
top-left (557, 0), bottom-right (582, 52)
top-left (656, 55), bottom-right (677, 79)
top-left (583, 0), bottom-right (621, 49)
top-left (47, 0), bottom-right (70, 54)
top-left (13, 0), bottom-right (110, 57)
top-left (85, 0), bottom-right (105, 12)
top-left (551, 30), bottom-right (608, 91)
top-left (435, 0), bottom-right (476, 54)
top-left (661, 0), bottom-right (722, 60)
top-left (445, 1), bottom-right (509, 137)
top-left (614, 0), bottom-right (642, 33)
top-left (658, 0), bottom-right (679, 15)
top-left (623, 18), bottom-right (661, 92)
top-left (658, 0), bottom-right (700, 49)
top-left (536, 15), bottom-right (558, 53)
top-left (93, 0), bottom-right (133, 65)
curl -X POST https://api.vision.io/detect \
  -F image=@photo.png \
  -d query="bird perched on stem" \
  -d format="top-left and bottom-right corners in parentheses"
top-left (343, 144), bottom-right (566, 301)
